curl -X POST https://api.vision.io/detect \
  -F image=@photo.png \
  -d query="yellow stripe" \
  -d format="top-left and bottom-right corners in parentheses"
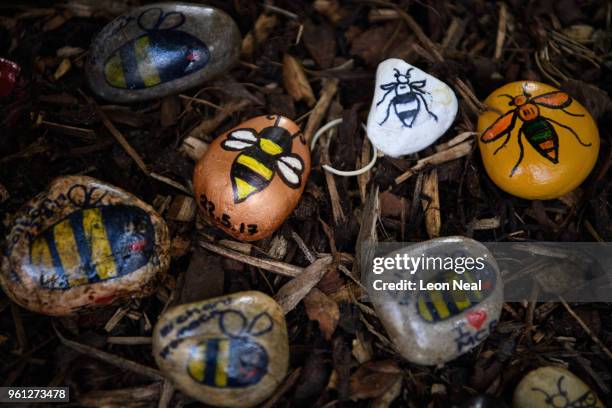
top-left (53, 219), bottom-right (87, 287)
top-left (82, 208), bottom-right (117, 280)
top-left (31, 237), bottom-right (53, 269)
top-left (445, 273), bottom-right (471, 311)
top-left (134, 36), bottom-right (161, 87)
top-left (418, 296), bottom-right (433, 322)
top-left (104, 54), bottom-right (127, 88)
top-left (237, 155), bottom-right (273, 179)
top-left (188, 344), bottom-right (206, 382)
top-left (215, 339), bottom-right (229, 387)
top-left (463, 271), bottom-right (483, 300)
top-left (235, 177), bottom-right (259, 201)
top-left (260, 138), bottom-right (283, 155)
top-left (429, 289), bottom-right (450, 319)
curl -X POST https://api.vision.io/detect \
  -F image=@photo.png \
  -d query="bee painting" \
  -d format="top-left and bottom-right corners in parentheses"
top-left (28, 184), bottom-right (154, 290)
top-left (104, 8), bottom-right (210, 90)
top-left (221, 115), bottom-right (305, 203)
top-left (376, 68), bottom-right (438, 127)
top-left (532, 375), bottom-right (602, 408)
top-left (187, 310), bottom-right (272, 388)
top-left (417, 268), bottom-right (495, 323)
top-left (481, 86), bottom-right (592, 177)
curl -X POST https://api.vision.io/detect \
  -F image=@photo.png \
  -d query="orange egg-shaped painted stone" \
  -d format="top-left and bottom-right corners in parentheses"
top-left (477, 81), bottom-right (599, 200)
top-left (193, 115), bottom-right (310, 241)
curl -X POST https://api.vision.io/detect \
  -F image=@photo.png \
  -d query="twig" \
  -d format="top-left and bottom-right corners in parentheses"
top-left (304, 78), bottom-right (339, 143)
top-left (149, 172), bottom-right (192, 195)
top-left (274, 256), bottom-right (334, 313)
top-left (558, 296), bottom-right (612, 360)
top-left (395, 140), bottom-right (474, 184)
top-left (198, 240), bottom-right (303, 277)
top-left (94, 104), bottom-right (149, 174)
top-left (494, 3), bottom-right (507, 60)
top-left (53, 325), bottom-right (165, 381)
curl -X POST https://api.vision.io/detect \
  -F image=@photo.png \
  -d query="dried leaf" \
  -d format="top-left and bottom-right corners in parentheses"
top-left (303, 288), bottom-right (339, 340)
top-left (282, 54), bottom-right (316, 107)
top-left (349, 360), bottom-right (402, 400)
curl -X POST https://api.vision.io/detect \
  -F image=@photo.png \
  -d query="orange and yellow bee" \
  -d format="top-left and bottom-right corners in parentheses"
top-left (481, 87), bottom-right (592, 176)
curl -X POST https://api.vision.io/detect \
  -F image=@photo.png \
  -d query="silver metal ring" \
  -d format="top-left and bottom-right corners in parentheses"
top-left (310, 118), bottom-right (378, 176)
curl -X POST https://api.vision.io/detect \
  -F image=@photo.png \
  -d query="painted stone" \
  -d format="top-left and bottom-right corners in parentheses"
top-left (0, 57), bottom-right (20, 97)
top-left (366, 58), bottom-right (458, 157)
top-left (477, 81), bottom-right (600, 200)
top-left (86, 2), bottom-right (241, 103)
top-left (513, 366), bottom-right (604, 408)
top-left (368, 237), bottom-right (503, 366)
top-left (0, 176), bottom-right (170, 316)
top-left (152, 291), bottom-right (289, 407)
top-left (193, 115), bottom-right (311, 241)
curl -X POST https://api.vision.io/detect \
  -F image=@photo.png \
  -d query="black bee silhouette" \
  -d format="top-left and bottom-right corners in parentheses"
top-left (376, 68), bottom-right (438, 127)
top-left (187, 310), bottom-right (272, 388)
top-left (531, 375), bottom-right (601, 408)
top-left (104, 8), bottom-right (210, 90)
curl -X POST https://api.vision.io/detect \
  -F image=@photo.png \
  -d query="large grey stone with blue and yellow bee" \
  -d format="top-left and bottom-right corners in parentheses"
top-left (513, 366), bottom-right (604, 408)
top-left (86, 2), bottom-right (241, 103)
top-left (0, 176), bottom-right (170, 316)
top-left (368, 236), bottom-right (503, 365)
top-left (153, 291), bottom-right (289, 407)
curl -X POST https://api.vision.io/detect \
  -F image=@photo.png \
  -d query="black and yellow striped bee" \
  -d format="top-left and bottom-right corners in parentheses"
top-left (104, 8), bottom-right (210, 90)
top-left (187, 310), bottom-right (272, 388)
top-left (221, 115), bottom-right (305, 203)
top-left (417, 268), bottom-right (495, 323)
top-left (29, 185), bottom-right (154, 290)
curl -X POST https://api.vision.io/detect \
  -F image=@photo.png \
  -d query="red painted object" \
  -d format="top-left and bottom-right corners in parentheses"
top-left (0, 57), bottom-right (20, 97)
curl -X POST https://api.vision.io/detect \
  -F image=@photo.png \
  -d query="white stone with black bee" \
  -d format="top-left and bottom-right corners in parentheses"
top-left (367, 58), bottom-right (458, 157)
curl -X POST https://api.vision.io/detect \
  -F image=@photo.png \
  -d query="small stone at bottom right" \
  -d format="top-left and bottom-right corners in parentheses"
top-left (513, 366), bottom-right (604, 408)
top-left (477, 81), bottom-right (599, 200)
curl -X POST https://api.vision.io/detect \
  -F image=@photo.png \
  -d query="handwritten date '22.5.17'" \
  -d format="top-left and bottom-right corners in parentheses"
top-left (198, 193), bottom-right (258, 235)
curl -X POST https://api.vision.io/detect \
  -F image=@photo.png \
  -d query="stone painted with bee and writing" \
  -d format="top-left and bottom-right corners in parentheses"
top-left (513, 366), bottom-right (603, 408)
top-left (86, 2), bottom-right (240, 103)
top-left (367, 237), bottom-right (503, 365)
top-left (478, 81), bottom-right (600, 200)
top-left (153, 291), bottom-right (289, 407)
top-left (193, 115), bottom-right (311, 241)
top-left (366, 58), bottom-right (458, 157)
top-left (0, 176), bottom-right (170, 316)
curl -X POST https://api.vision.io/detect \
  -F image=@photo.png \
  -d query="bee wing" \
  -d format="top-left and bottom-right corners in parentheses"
top-left (221, 129), bottom-right (258, 151)
top-left (380, 83), bottom-right (397, 90)
top-left (218, 310), bottom-right (248, 336)
top-left (532, 91), bottom-right (572, 109)
top-left (276, 154), bottom-right (304, 187)
top-left (411, 80), bottom-right (426, 89)
top-left (247, 312), bottom-right (273, 336)
top-left (481, 110), bottom-right (517, 142)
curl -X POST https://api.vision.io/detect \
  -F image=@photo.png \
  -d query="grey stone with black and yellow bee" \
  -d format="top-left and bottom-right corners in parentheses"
top-left (153, 291), bottom-right (289, 407)
top-left (0, 176), bottom-right (170, 316)
top-left (513, 366), bottom-right (604, 408)
top-left (369, 236), bottom-right (503, 365)
top-left (86, 2), bottom-right (241, 103)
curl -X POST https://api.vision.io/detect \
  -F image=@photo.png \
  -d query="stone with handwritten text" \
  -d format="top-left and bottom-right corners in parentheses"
top-left (0, 176), bottom-right (170, 316)
top-left (369, 237), bottom-right (503, 365)
top-left (153, 291), bottom-right (289, 407)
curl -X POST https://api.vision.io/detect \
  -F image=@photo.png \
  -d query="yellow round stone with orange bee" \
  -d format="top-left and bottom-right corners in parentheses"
top-left (477, 81), bottom-right (599, 200)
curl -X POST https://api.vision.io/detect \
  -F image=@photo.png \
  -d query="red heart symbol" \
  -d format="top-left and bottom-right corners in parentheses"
top-left (467, 310), bottom-right (487, 330)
